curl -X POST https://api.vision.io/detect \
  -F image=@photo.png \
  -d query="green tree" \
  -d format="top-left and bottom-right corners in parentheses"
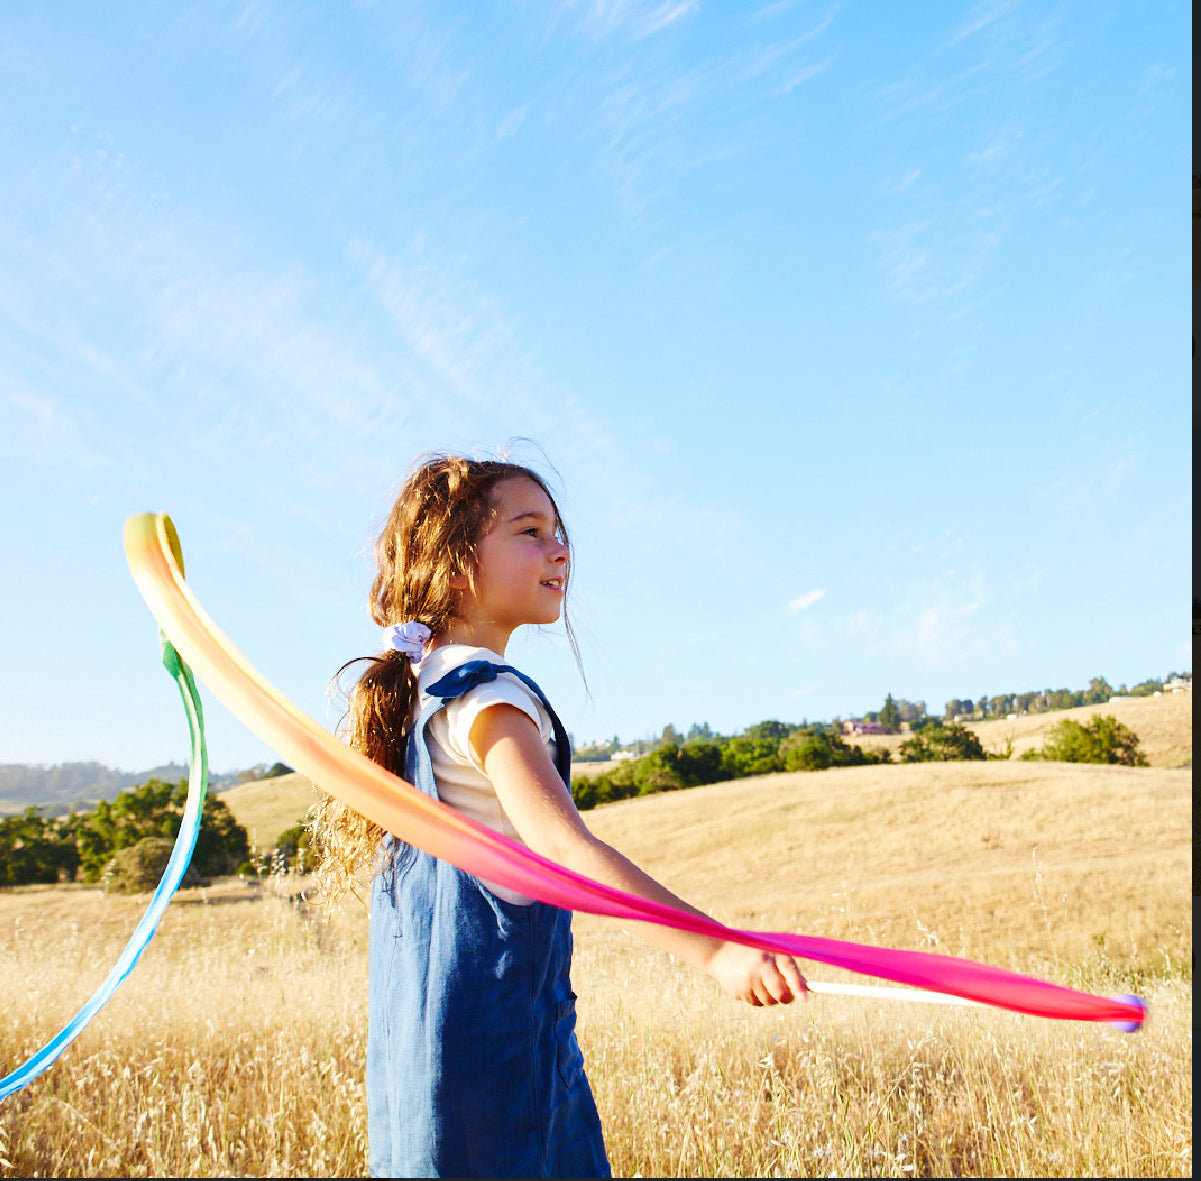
top-left (899, 725), bottom-right (987, 763)
top-left (0, 808), bottom-right (79, 885)
top-left (744, 719), bottom-right (792, 742)
top-left (659, 724), bottom-right (681, 747)
top-left (782, 733), bottom-right (833, 772)
top-left (878, 694), bottom-right (900, 734)
top-left (103, 837), bottom-right (203, 894)
top-left (72, 779), bottom-right (250, 882)
top-left (1130, 678), bottom-right (1163, 697)
top-left (1027, 715), bottom-right (1148, 766)
top-left (191, 796), bottom-right (251, 876)
top-left (721, 737), bottom-right (784, 778)
top-left (571, 776), bottom-right (602, 811)
top-left (675, 741), bottom-right (725, 784)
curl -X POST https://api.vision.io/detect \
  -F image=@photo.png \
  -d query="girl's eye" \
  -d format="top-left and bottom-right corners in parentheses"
top-left (522, 527), bottom-right (539, 536)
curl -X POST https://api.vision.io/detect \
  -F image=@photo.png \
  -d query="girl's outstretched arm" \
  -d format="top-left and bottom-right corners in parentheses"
top-left (471, 704), bottom-right (808, 1007)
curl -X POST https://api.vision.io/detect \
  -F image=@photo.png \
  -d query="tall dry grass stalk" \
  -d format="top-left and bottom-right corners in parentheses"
top-left (0, 758), bottom-right (1191, 1177)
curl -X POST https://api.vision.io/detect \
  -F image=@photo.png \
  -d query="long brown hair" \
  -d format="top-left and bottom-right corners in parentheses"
top-left (310, 453), bottom-right (576, 905)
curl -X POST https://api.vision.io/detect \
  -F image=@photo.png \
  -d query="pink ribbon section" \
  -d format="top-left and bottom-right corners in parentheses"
top-left (399, 814), bottom-right (1144, 1026)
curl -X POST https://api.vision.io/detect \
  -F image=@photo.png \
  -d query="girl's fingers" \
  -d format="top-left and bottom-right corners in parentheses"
top-left (760, 958), bottom-right (792, 1004)
top-left (778, 955), bottom-right (809, 1000)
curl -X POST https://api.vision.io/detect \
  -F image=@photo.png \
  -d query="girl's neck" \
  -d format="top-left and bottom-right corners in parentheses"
top-left (432, 617), bottom-right (512, 657)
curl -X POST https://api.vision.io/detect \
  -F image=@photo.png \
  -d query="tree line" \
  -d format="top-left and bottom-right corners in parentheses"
top-left (574, 670), bottom-right (1186, 759)
top-left (571, 719), bottom-right (988, 811)
top-left (0, 779), bottom-right (250, 888)
top-left (0, 759), bottom-right (294, 818)
top-left (571, 710), bottom-right (1149, 812)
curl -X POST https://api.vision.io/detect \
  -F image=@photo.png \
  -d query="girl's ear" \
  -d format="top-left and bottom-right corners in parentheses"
top-left (449, 569), bottom-right (468, 591)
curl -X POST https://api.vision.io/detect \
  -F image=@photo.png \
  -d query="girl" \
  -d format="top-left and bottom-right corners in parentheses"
top-left (314, 454), bottom-right (807, 1178)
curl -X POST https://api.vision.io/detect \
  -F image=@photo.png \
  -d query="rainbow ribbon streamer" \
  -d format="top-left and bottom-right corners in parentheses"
top-left (0, 514), bottom-right (1145, 1099)
top-left (0, 632), bottom-right (209, 1101)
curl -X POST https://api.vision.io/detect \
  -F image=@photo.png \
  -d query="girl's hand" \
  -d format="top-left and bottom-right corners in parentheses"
top-left (705, 943), bottom-right (808, 1006)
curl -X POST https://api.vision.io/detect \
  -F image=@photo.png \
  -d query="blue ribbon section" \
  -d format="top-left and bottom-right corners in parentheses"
top-left (0, 632), bottom-right (208, 1101)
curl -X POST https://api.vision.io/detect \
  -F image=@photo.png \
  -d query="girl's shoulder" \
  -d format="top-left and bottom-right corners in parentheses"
top-left (417, 642), bottom-right (507, 687)
top-left (418, 645), bottom-right (554, 747)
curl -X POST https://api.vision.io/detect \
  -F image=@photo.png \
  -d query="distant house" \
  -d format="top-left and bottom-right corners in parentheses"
top-left (843, 720), bottom-right (888, 736)
top-left (611, 751), bottom-right (637, 762)
top-left (1165, 676), bottom-right (1192, 693)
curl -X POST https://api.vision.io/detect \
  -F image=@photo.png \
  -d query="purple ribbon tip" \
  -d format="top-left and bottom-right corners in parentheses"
top-left (1107, 994), bottom-right (1146, 1033)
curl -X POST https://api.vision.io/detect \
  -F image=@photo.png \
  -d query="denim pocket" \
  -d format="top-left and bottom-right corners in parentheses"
top-left (555, 992), bottom-right (584, 1090)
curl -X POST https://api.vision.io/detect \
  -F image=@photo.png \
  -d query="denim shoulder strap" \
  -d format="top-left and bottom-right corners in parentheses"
top-left (417, 659), bottom-right (572, 793)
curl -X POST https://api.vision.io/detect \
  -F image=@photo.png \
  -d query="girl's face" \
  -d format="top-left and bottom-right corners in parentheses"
top-left (454, 477), bottom-right (569, 651)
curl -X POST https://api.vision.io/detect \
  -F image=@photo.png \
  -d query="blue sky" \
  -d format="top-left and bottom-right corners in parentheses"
top-left (0, 0), bottom-right (1190, 773)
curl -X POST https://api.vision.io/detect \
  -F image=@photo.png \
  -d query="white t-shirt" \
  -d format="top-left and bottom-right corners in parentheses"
top-left (412, 644), bottom-right (558, 904)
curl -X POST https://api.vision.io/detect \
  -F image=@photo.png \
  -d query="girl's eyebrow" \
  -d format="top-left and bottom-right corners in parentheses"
top-left (508, 509), bottom-right (551, 524)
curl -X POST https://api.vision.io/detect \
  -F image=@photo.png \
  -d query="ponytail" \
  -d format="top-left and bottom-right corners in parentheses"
top-left (340, 648), bottom-right (420, 777)
top-left (308, 647), bottom-right (420, 907)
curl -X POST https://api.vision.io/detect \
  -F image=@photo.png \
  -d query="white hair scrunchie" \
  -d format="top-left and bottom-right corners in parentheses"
top-left (382, 620), bottom-right (432, 663)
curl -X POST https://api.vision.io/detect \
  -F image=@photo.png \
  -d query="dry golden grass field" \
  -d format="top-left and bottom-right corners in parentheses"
top-left (0, 702), bottom-right (1191, 1177)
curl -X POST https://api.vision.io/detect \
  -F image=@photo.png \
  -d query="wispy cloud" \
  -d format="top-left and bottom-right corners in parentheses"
top-left (788, 588), bottom-right (826, 613)
top-left (633, 1), bottom-right (699, 40)
top-left (886, 168), bottom-right (921, 194)
top-left (0, 126), bottom-right (438, 495)
top-left (569, 0), bottom-right (699, 42)
top-left (351, 236), bottom-right (647, 504)
top-left (965, 129), bottom-right (1022, 166)
top-left (1105, 452), bottom-right (1137, 494)
top-left (151, 266), bottom-right (410, 444)
top-left (754, 0), bottom-right (807, 20)
top-left (0, 380), bottom-right (109, 469)
top-left (557, 0), bottom-right (839, 216)
top-left (353, 238), bottom-right (543, 417)
top-left (888, 567), bottom-right (993, 665)
top-left (870, 210), bottom-right (1004, 308)
top-left (776, 53), bottom-right (835, 94)
top-left (496, 103), bottom-right (531, 141)
top-left (739, 6), bottom-right (839, 80)
top-left (866, 63), bottom-right (988, 133)
top-left (943, 0), bottom-right (1017, 49)
top-left (845, 610), bottom-right (873, 637)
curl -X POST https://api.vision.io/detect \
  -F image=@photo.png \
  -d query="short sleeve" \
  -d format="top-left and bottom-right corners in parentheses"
top-left (441, 671), bottom-right (555, 773)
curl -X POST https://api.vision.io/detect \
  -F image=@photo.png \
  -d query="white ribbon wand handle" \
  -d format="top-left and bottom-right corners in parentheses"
top-left (807, 981), bottom-right (986, 1007)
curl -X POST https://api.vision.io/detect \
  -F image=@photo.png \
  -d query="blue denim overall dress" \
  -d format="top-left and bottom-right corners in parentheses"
top-left (366, 659), bottom-right (610, 1178)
